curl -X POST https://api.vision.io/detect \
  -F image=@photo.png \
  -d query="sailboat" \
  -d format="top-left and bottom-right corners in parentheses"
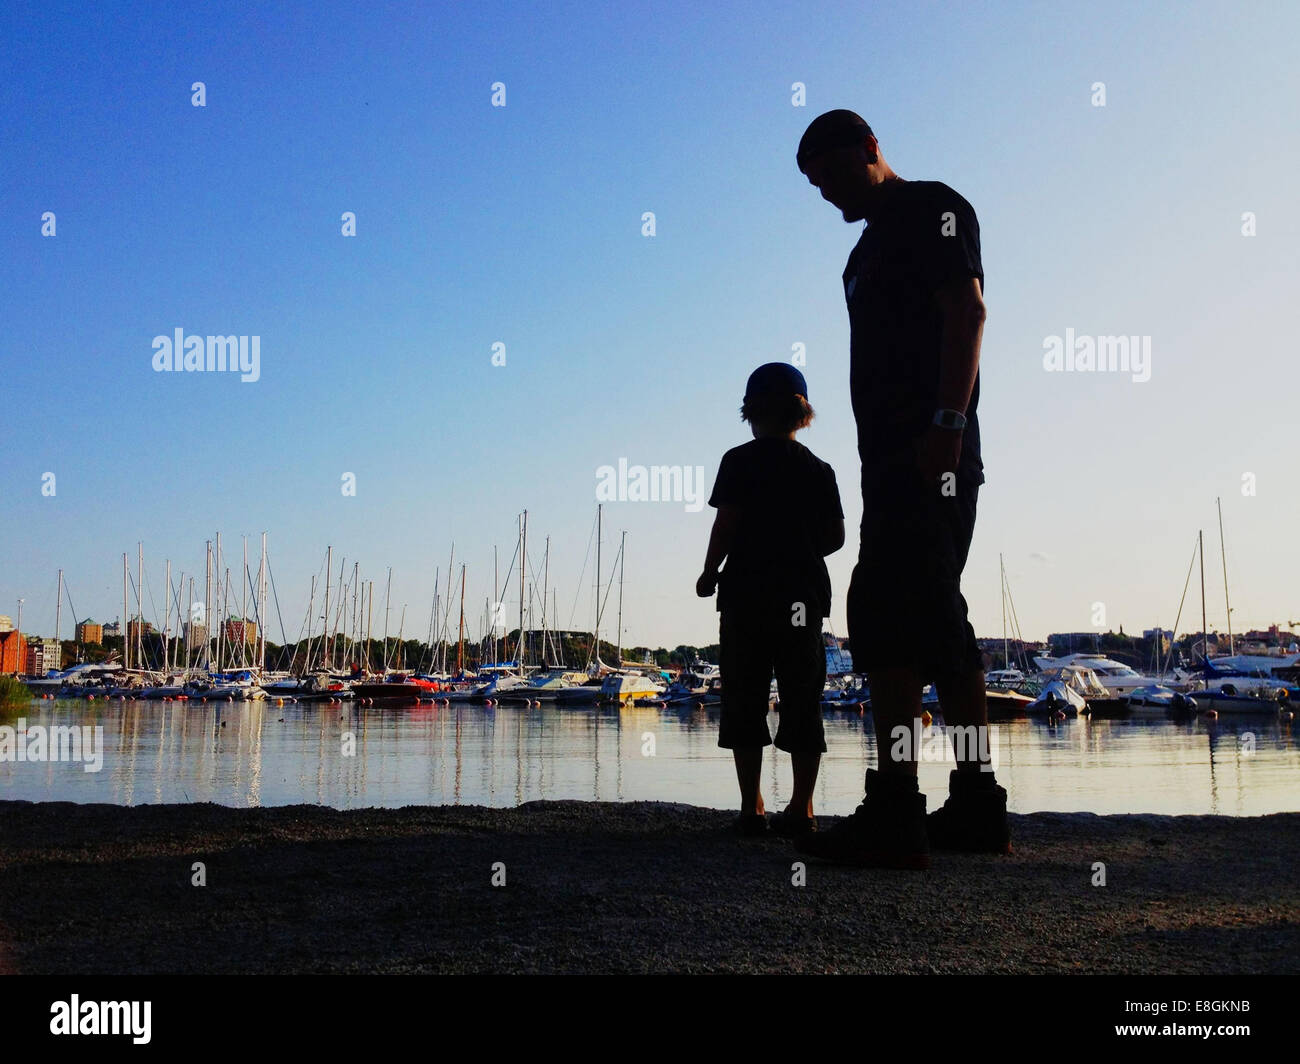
top-left (1186, 511), bottom-right (1290, 714)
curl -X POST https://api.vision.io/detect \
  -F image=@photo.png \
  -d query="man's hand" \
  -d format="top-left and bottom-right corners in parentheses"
top-left (916, 424), bottom-right (962, 485)
top-left (696, 569), bottom-right (719, 598)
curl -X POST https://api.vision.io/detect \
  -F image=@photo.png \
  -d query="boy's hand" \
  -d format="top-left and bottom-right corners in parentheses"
top-left (696, 569), bottom-right (718, 597)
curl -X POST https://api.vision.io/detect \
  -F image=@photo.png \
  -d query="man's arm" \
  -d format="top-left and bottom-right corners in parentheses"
top-left (918, 275), bottom-right (986, 481)
top-left (934, 275), bottom-right (986, 415)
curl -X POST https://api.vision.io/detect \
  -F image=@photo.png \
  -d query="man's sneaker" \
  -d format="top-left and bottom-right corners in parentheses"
top-left (926, 769), bottom-right (1012, 854)
top-left (795, 770), bottom-right (929, 869)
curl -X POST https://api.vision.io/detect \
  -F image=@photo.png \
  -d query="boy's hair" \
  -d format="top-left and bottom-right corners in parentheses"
top-left (740, 393), bottom-right (816, 432)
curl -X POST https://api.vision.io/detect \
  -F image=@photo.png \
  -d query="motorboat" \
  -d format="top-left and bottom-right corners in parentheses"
top-left (351, 672), bottom-right (435, 703)
top-left (185, 670), bottom-right (267, 701)
top-left (1031, 653), bottom-right (1169, 699)
top-left (600, 671), bottom-right (665, 705)
top-left (1124, 685), bottom-right (1197, 717)
top-left (1026, 665), bottom-right (1111, 718)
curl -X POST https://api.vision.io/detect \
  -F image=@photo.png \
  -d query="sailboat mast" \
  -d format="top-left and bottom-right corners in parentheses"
top-left (366, 579), bottom-right (374, 673)
top-left (351, 562), bottom-right (359, 668)
top-left (214, 533), bottom-right (222, 672)
top-left (323, 545), bottom-right (333, 670)
top-left (616, 530), bottom-right (625, 667)
top-left (204, 540), bottom-right (212, 671)
top-left (55, 568), bottom-right (63, 645)
top-left (519, 510), bottom-right (527, 677)
top-left (594, 503), bottom-right (602, 668)
top-left (1199, 529), bottom-right (1208, 663)
top-left (137, 542), bottom-right (144, 670)
top-left (1217, 497), bottom-right (1233, 656)
top-left (541, 536), bottom-right (550, 668)
top-left (1000, 553), bottom-right (1008, 669)
top-left (186, 577), bottom-right (194, 672)
top-left (242, 536), bottom-right (248, 667)
top-left (122, 553), bottom-right (130, 671)
top-left (444, 543), bottom-right (455, 673)
top-left (457, 564), bottom-right (466, 674)
top-left (163, 559), bottom-right (171, 672)
top-left (259, 533), bottom-right (268, 671)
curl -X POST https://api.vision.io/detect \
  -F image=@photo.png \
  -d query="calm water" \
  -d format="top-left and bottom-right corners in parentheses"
top-left (1, 699), bottom-right (1296, 815)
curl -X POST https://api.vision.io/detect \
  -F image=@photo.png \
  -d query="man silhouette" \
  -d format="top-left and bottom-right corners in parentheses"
top-left (793, 110), bottom-right (1010, 868)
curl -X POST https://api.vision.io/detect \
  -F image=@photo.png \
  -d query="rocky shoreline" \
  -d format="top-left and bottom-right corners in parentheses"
top-left (0, 799), bottom-right (1295, 974)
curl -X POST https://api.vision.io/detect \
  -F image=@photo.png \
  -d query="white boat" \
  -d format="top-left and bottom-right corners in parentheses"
top-left (600, 671), bottom-right (665, 705)
top-left (1124, 685), bottom-right (1198, 716)
top-left (1026, 665), bottom-right (1113, 717)
top-left (1032, 653), bottom-right (1168, 698)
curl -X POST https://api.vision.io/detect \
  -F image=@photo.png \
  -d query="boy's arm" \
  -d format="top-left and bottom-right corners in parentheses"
top-left (697, 505), bottom-right (740, 597)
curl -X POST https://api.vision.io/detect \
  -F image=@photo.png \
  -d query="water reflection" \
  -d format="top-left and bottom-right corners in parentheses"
top-left (0, 699), bottom-right (1295, 815)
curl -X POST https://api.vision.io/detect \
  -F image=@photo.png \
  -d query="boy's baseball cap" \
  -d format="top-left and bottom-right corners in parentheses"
top-left (796, 109), bottom-right (874, 172)
top-left (745, 363), bottom-right (808, 401)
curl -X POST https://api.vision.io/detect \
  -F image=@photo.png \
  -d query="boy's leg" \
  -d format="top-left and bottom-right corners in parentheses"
top-left (718, 610), bottom-right (774, 815)
top-left (772, 616), bottom-right (827, 817)
top-left (732, 747), bottom-right (765, 816)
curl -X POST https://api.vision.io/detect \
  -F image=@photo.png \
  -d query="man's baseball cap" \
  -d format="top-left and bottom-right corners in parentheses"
top-left (745, 363), bottom-right (808, 401)
top-left (796, 109), bottom-right (874, 172)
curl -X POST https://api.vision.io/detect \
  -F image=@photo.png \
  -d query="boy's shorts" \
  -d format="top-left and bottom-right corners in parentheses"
top-left (717, 608), bottom-right (827, 753)
top-left (847, 454), bottom-right (983, 677)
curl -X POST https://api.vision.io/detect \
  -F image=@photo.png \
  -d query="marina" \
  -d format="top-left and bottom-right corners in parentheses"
top-left (2, 696), bottom-right (1295, 816)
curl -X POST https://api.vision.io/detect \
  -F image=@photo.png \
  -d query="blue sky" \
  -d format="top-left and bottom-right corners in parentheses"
top-left (2, 0), bottom-right (1297, 651)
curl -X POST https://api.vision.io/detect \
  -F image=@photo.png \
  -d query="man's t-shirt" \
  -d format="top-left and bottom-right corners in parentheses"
top-left (843, 180), bottom-right (984, 480)
top-left (707, 438), bottom-right (844, 618)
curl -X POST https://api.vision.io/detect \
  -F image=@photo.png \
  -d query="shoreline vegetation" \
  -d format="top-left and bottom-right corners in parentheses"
top-left (0, 799), bottom-right (1294, 974)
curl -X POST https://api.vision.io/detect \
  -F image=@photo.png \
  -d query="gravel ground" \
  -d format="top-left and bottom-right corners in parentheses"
top-left (0, 799), bottom-right (1295, 974)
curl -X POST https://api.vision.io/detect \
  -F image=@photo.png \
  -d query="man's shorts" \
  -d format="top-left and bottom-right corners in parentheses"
top-left (717, 608), bottom-right (827, 753)
top-left (847, 454), bottom-right (983, 677)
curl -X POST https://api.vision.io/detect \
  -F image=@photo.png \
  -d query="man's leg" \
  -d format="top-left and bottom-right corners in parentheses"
top-left (796, 562), bottom-right (929, 869)
top-left (869, 665), bottom-right (926, 777)
top-left (926, 468), bottom-right (1011, 852)
top-left (934, 666), bottom-right (990, 770)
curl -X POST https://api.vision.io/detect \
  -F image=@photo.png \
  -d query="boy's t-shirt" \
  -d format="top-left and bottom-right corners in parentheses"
top-left (707, 438), bottom-right (844, 618)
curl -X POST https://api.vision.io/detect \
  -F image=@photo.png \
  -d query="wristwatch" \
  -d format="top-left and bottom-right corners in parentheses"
top-left (933, 408), bottom-right (967, 431)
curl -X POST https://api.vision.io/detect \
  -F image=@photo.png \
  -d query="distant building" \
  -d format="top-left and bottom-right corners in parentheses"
top-left (0, 630), bottom-right (24, 674)
top-left (184, 622), bottom-right (207, 649)
top-left (1048, 632), bottom-right (1103, 654)
top-left (1143, 628), bottom-right (1173, 652)
top-left (76, 620), bottom-right (104, 645)
top-left (102, 621), bottom-right (121, 639)
top-left (224, 618), bottom-right (257, 645)
top-left (126, 618), bottom-right (154, 643)
top-left (0, 615), bottom-right (12, 633)
top-left (22, 637), bottom-right (63, 676)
